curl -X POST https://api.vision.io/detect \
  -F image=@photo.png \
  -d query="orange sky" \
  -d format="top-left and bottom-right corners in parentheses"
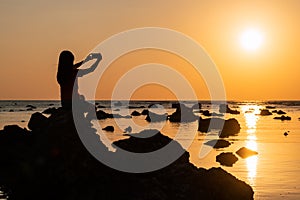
top-left (0, 0), bottom-right (299, 100)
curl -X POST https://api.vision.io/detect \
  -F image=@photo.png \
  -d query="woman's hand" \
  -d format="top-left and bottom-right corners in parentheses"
top-left (85, 53), bottom-right (102, 62)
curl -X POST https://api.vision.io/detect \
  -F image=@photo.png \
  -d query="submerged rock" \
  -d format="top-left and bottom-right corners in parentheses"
top-left (259, 109), bottom-right (272, 116)
top-left (236, 147), bottom-right (258, 159)
top-left (198, 117), bottom-right (241, 138)
top-left (276, 110), bottom-right (286, 115)
top-left (266, 106), bottom-right (276, 109)
top-left (274, 115), bottom-right (291, 121)
top-left (102, 126), bottom-right (114, 132)
top-left (26, 104), bottom-right (37, 109)
top-left (131, 110), bottom-right (141, 116)
top-left (145, 111), bottom-right (167, 122)
top-left (216, 152), bottom-right (238, 167)
top-left (204, 139), bottom-right (231, 149)
top-left (219, 104), bottom-right (240, 115)
top-left (96, 110), bottom-right (131, 120)
top-left (141, 109), bottom-right (149, 115)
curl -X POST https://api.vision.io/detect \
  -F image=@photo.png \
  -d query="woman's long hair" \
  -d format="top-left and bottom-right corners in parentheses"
top-left (57, 50), bottom-right (74, 85)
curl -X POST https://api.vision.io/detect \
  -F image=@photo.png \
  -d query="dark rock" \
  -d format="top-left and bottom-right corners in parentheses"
top-left (201, 110), bottom-right (223, 117)
top-left (9, 109), bottom-right (14, 112)
top-left (284, 132), bottom-right (289, 136)
top-left (145, 111), bottom-right (167, 122)
top-left (141, 109), bottom-right (149, 115)
top-left (27, 108), bottom-right (33, 111)
top-left (0, 125), bottom-right (30, 138)
top-left (97, 105), bottom-right (106, 108)
top-left (277, 110), bottom-right (286, 115)
top-left (272, 110), bottom-right (278, 113)
top-left (171, 102), bottom-right (180, 108)
top-left (219, 104), bottom-right (240, 114)
top-left (169, 104), bottom-right (197, 122)
top-left (96, 110), bottom-right (131, 120)
top-left (114, 108), bottom-right (120, 111)
top-left (48, 103), bottom-right (54, 106)
top-left (0, 112), bottom-right (254, 200)
top-left (42, 107), bottom-right (57, 115)
top-left (28, 112), bottom-right (48, 131)
top-left (198, 118), bottom-right (241, 138)
top-left (131, 110), bottom-right (141, 116)
top-left (259, 109), bottom-right (272, 116)
top-left (204, 139), bottom-right (231, 149)
top-left (21, 120), bottom-right (25, 122)
top-left (26, 105), bottom-right (37, 109)
top-left (236, 147), bottom-right (258, 159)
top-left (216, 152), bottom-right (238, 167)
top-left (266, 106), bottom-right (276, 109)
top-left (128, 105), bottom-right (145, 109)
top-left (274, 115), bottom-right (291, 121)
top-left (102, 126), bottom-right (114, 132)
top-left (191, 103), bottom-right (202, 110)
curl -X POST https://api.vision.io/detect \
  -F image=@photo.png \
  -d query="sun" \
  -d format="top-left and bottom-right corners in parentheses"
top-left (240, 29), bottom-right (264, 51)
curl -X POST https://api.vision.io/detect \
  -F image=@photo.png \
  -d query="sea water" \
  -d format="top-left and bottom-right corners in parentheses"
top-left (1, 100), bottom-right (300, 199)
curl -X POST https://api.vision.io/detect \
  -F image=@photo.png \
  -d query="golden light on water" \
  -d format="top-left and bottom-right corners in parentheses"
top-left (241, 105), bottom-right (261, 184)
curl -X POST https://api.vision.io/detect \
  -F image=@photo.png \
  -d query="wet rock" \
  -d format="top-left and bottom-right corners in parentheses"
top-left (284, 131), bottom-right (289, 136)
top-left (216, 152), bottom-right (238, 167)
top-left (0, 125), bottom-right (30, 138)
top-left (169, 104), bottom-right (197, 122)
top-left (266, 106), bottom-right (276, 109)
top-left (201, 110), bottom-right (223, 117)
top-left (219, 104), bottom-right (240, 115)
top-left (0, 112), bottom-right (254, 200)
top-left (273, 115), bottom-right (291, 121)
top-left (131, 110), bottom-right (141, 116)
top-left (236, 147), bottom-right (258, 159)
top-left (277, 110), bottom-right (286, 115)
top-left (48, 103), bottom-right (54, 106)
top-left (191, 103), bottom-right (202, 110)
top-left (198, 118), bottom-right (241, 138)
top-left (9, 109), bottom-right (14, 112)
top-left (204, 139), bottom-right (231, 149)
top-left (96, 110), bottom-right (131, 120)
top-left (141, 109), bottom-right (149, 115)
top-left (26, 105), bottom-right (37, 109)
top-left (28, 112), bottom-right (48, 131)
top-left (128, 105), bottom-right (145, 109)
top-left (171, 102), bottom-right (180, 108)
top-left (145, 111), bottom-right (167, 122)
top-left (259, 109), bottom-right (272, 116)
top-left (102, 126), bottom-right (114, 132)
top-left (42, 107), bottom-right (57, 115)
top-left (97, 105), bottom-right (106, 108)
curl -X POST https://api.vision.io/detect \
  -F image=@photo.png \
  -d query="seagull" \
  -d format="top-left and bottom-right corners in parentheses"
top-left (124, 126), bottom-right (132, 133)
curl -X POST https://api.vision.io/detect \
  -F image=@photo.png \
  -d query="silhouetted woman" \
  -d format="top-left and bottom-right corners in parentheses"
top-left (57, 50), bottom-right (102, 109)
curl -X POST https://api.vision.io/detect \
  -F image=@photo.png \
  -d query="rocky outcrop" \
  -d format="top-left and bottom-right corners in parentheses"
top-left (236, 147), bottom-right (258, 159)
top-left (96, 110), bottom-right (131, 120)
top-left (42, 107), bottom-right (57, 115)
top-left (204, 139), bottom-right (231, 149)
top-left (145, 111), bottom-right (167, 122)
top-left (216, 152), bottom-right (238, 167)
top-left (219, 104), bottom-right (240, 115)
top-left (198, 117), bottom-right (241, 138)
top-left (273, 115), bottom-right (291, 121)
top-left (102, 126), bottom-right (114, 132)
top-left (259, 109), bottom-right (272, 116)
top-left (28, 112), bottom-right (49, 131)
top-left (169, 104), bottom-right (198, 122)
top-left (0, 110), bottom-right (254, 200)
top-left (131, 110), bottom-right (141, 116)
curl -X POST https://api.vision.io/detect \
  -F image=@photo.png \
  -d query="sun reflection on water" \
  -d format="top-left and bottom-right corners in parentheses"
top-left (241, 105), bottom-right (261, 185)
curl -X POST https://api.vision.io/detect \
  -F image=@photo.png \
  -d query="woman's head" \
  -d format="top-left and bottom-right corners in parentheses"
top-left (58, 50), bottom-right (74, 69)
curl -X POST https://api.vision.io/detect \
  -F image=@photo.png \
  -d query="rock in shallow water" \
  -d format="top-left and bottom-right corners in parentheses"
top-left (0, 110), bottom-right (254, 200)
top-left (204, 139), bottom-right (231, 149)
top-left (236, 147), bottom-right (258, 159)
top-left (216, 152), bottom-right (238, 167)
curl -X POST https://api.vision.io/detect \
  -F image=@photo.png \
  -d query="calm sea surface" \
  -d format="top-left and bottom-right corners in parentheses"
top-left (1, 100), bottom-right (300, 200)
